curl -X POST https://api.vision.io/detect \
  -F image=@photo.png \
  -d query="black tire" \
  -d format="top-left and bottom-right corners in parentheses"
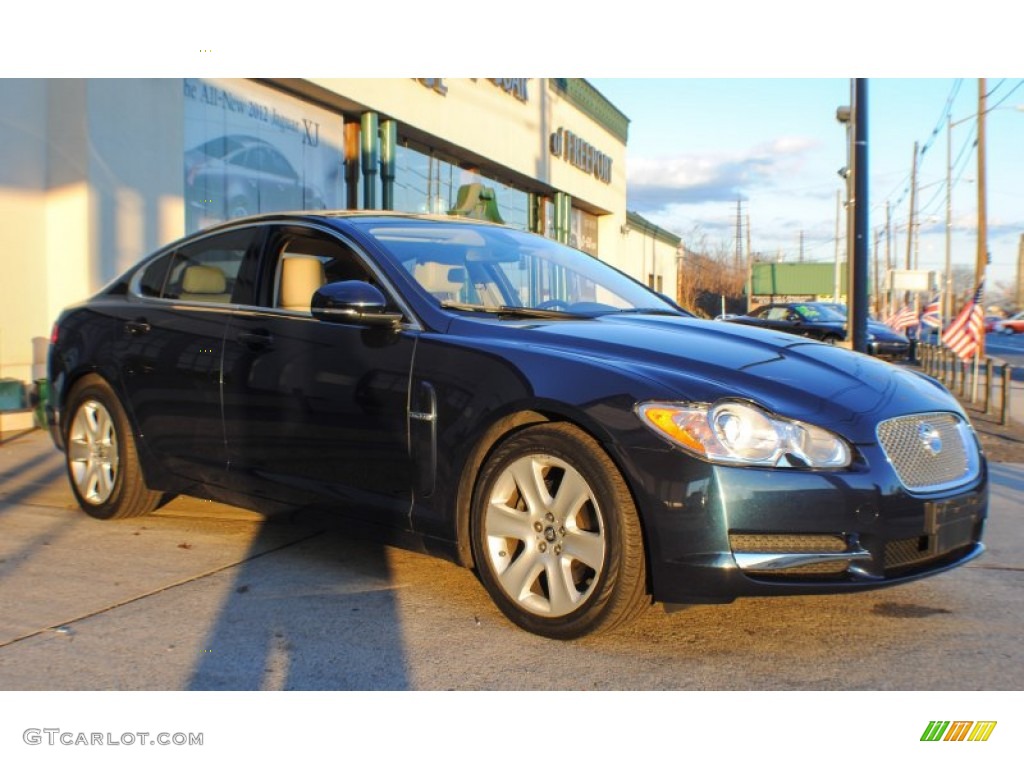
top-left (470, 423), bottom-right (648, 639)
top-left (64, 377), bottom-right (162, 520)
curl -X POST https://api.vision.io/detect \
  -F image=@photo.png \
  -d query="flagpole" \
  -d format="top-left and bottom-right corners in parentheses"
top-left (971, 349), bottom-right (978, 402)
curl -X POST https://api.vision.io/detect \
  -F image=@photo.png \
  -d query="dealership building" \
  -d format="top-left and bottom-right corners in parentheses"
top-left (0, 78), bottom-right (681, 430)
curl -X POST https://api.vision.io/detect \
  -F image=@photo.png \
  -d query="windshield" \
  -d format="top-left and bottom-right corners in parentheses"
top-left (794, 304), bottom-right (846, 322)
top-left (348, 218), bottom-right (679, 317)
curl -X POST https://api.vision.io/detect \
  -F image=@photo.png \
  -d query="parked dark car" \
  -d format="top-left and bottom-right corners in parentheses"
top-left (47, 213), bottom-right (986, 638)
top-left (727, 302), bottom-right (911, 359)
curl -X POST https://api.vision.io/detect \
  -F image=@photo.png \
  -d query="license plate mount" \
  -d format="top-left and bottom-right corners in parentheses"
top-left (925, 492), bottom-right (982, 556)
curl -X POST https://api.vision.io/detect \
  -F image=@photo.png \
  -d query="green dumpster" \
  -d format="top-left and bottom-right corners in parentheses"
top-left (33, 378), bottom-right (49, 429)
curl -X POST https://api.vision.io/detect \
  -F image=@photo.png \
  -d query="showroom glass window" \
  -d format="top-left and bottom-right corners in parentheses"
top-left (391, 145), bottom-right (529, 231)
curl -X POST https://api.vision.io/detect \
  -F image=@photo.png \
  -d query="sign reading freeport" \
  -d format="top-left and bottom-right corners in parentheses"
top-left (920, 720), bottom-right (997, 741)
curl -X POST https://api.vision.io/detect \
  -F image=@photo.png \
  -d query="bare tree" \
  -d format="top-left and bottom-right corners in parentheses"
top-left (678, 226), bottom-right (747, 317)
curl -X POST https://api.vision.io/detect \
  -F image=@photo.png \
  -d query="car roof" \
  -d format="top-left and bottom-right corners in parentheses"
top-left (199, 210), bottom-right (516, 234)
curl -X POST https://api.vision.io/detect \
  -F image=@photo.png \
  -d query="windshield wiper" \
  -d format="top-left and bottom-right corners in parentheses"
top-left (605, 307), bottom-right (688, 317)
top-left (440, 302), bottom-right (583, 319)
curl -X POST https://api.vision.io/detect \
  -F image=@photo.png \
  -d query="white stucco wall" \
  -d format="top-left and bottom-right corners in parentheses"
top-left (0, 79), bottom-right (185, 386)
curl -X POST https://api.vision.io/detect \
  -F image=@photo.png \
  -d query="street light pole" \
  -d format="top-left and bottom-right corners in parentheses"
top-left (976, 78), bottom-right (988, 292)
top-left (850, 78), bottom-right (870, 353)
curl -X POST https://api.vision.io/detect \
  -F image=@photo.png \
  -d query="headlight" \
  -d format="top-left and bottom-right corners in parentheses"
top-left (636, 400), bottom-right (851, 469)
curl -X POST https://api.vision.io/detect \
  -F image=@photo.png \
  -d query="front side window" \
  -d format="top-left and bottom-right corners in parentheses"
top-left (265, 230), bottom-right (376, 313)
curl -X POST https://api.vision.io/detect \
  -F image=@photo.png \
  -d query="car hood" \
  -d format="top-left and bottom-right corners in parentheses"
top-left (476, 313), bottom-right (960, 442)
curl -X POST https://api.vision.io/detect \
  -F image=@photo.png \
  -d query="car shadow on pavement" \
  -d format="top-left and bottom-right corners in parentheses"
top-left (183, 511), bottom-right (415, 691)
top-left (0, 430), bottom-right (417, 690)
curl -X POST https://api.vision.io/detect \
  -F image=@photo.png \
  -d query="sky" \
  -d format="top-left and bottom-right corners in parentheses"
top-left (589, 77), bottom-right (1024, 295)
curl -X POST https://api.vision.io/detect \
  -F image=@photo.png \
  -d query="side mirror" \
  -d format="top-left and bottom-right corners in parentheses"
top-left (311, 281), bottom-right (404, 328)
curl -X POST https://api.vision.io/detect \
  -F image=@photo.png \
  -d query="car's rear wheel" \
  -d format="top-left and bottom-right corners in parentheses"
top-left (65, 378), bottom-right (161, 520)
top-left (470, 423), bottom-right (648, 639)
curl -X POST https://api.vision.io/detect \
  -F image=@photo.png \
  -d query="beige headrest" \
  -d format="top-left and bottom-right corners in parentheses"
top-left (182, 265), bottom-right (227, 294)
top-left (279, 256), bottom-right (326, 311)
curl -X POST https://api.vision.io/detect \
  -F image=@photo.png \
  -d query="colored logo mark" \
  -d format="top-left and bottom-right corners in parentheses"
top-left (921, 721), bottom-right (997, 742)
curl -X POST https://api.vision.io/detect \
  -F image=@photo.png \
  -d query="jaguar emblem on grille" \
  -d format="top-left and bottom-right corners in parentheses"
top-left (918, 423), bottom-right (943, 456)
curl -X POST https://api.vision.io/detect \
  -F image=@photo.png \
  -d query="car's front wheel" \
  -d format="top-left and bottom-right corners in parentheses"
top-left (65, 377), bottom-right (162, 520)
top-left (470, 423), bottom-right (648, 639)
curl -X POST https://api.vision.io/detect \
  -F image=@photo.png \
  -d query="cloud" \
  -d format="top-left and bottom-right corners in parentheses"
top-left (626, 137), bottom-right (820, 211)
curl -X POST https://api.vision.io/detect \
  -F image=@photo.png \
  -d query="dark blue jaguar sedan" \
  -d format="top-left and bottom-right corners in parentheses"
top-left (47, 213), bottom-right (986, 638)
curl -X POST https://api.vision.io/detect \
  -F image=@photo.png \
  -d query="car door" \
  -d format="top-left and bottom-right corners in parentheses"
top-left (115, 224), bottom-right (264, 484)
top-left (748, 306), bottom-right (794, 333)
top-left (221, 223), bottom-right (417, 526)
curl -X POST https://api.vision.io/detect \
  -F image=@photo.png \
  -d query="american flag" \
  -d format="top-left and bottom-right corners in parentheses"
top-left (886, 304), bottom-right (918, 334)
top-left (941, 281), bottom-right (985, 360)
top-left (919, 294), bottom-right (941, 328)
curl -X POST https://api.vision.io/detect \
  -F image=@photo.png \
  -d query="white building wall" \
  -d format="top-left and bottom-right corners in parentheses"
top-left (0, 79), bottom-right (185, 388)
top-left (618, 226), bottom-right (680, 300)
top-left (1, 80), bottom-right (50, 386)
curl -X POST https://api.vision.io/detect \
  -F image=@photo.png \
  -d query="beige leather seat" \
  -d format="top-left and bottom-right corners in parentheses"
top-left (278, 255), bottom-right (326, 312)
top-left (179, 265), bottom-right (231, 302)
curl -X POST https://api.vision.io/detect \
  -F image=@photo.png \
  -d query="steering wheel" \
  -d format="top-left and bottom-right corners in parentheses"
top-left (536, 299), bottom-right (571, 311)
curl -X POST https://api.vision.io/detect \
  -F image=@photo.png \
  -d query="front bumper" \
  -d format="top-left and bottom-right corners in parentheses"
top-left (626, 442), bottom-right (987, 605)
top-left (868, 340), bottom-right (911, 359)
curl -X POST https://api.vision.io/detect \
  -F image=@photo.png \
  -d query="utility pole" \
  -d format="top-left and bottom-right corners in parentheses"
top-left (873, 227), bottom-right (881, 316)
top-left (976, 78), bottom-right (988, 357)
top-left (1018, 234), bottom-right (1024, 307)
top-left (745, 213), bottom-right (752, 310)
top-left (745, 214), bottom-right (752, 268)
top-left (799, 230), bottom-right (805, 262)
top-left (976, 79), bottom-right (988, 288)
top-left (735, 198), bottom-right (743, 270)
top-left (885, 201), bottom-right (892, 318)
top-left (834, 190), bottom-right (842, 300)
top-left (905, 141), bottom-right (917, 273)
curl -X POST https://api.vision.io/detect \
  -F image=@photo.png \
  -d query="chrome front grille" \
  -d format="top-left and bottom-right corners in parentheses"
top-left (876, 412), bottom-right (980, 493)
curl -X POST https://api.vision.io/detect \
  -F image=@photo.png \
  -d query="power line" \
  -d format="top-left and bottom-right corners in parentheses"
top-left (986, 79), bottom-right (1024, 112)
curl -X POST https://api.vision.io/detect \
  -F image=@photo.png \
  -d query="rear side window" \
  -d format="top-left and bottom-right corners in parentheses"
top-left (135, 228), bottom-right (261, 304)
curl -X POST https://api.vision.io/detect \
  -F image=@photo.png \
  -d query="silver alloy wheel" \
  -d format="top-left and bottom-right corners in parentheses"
top-left (67, 399), bottom-right (120, 505)
top-left (483, 453), bottom-right (606, 617)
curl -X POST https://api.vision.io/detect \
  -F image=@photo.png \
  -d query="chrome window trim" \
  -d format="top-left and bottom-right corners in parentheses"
top-left (125, 219), bottom-right (423, 331)
top-left (126, 222), bottom-right (269, 309)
